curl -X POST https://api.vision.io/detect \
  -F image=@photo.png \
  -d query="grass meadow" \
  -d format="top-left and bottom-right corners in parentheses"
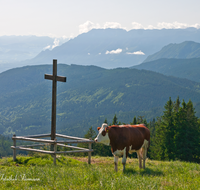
top-left (0, 154), bottom-right (199, 189)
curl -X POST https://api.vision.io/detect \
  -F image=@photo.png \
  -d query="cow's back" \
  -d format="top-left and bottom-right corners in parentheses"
top-left (134, 124), bottom-right (150, 142)
top-left (108, 124), bottom-right (150, 152)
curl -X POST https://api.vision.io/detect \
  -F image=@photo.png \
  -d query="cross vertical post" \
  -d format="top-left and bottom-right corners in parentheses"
top-left (45, 59), bottom-right (66, 150)
top-left (51, 59), bottom-right (57, 142)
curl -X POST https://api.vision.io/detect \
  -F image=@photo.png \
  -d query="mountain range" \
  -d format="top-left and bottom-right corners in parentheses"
top-left (1, 28), bottom-right (200, 138)
top-left (1, 64), bottom-right (200, 137)
top-left (134, 57), bottom-right (200, 83)
top-left (0, 36), bottom-right (69, 73)
top-left (1, 28), bottom-right (200, 73)
top-left (143, 41), bottom-right (200, 63)
top-left (27, 28), bottom-right (200, 69)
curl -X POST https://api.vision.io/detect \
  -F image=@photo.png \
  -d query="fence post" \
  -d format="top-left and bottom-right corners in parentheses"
top-left (88, 138), bottom-right (92, 164)
top-left (12, 134), bottom-right (16, 161)
top-left (54, 138), bottom-right (57, 165)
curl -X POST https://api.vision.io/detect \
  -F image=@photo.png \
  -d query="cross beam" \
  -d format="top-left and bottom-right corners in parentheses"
top-left (44, 59), bottom-right (66, 146)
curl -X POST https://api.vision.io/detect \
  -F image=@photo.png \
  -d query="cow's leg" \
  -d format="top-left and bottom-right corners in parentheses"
top-left (114, 156), bottom-right (118, 172)
top-left (142, 140), bottom-right (148, 169)
top-left (122, 147), bottom-right (127, 172)
top-left (137, 149), bottom-right (142, 169)
top-left (142, 147), bottom-right (146, 169)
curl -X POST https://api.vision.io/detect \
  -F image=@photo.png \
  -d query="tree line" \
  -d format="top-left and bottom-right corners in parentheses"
top-left (77, 97), bottom-right (200, 163)
top-left (0, 135), bottom-right (27, 158)
top-left (0, 97), bottom-right (199, 163)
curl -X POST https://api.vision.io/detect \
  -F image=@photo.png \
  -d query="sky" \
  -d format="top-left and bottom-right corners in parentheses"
top-left (0, 0), bottom-right (200, 38)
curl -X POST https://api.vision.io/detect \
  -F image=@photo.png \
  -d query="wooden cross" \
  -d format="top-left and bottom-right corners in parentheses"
top-left (44, 59), bottom-right (66, 145)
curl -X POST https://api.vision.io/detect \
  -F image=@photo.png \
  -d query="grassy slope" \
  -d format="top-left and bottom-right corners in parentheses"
top-left (0, 155), bottom-right (199, 189)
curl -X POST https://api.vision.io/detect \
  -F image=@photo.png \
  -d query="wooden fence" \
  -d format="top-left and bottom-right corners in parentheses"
top-left (11, 133), bottom-right (94, 165)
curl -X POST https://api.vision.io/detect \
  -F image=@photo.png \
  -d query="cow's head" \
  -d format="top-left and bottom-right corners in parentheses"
top-left (94, 123), bottom-right (110, 145)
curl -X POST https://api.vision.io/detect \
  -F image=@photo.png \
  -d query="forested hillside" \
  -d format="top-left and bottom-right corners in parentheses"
top-left (134, 57), bottom-right (200, 83)
top-left (143, 41), bottom-right (200, 63)
top-left (1, 64), bottom-right (200, 137)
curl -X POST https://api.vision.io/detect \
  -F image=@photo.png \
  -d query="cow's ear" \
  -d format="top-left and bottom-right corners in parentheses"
top-left (106, 127), bottom-right (109, 133)
top-left (97, 127), bottom-right (101, 131)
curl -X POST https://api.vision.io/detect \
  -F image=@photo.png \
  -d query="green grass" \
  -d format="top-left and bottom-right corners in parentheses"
top-left (0, 155), bottom-right (200, 189)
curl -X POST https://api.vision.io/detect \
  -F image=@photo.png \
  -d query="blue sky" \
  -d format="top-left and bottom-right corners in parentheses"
top-left (0, 0), bottom-right (200, 38)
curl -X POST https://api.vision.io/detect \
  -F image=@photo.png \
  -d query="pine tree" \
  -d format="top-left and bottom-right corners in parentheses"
top-left (174, 100), bottom-right (188, 160)
top-left (132, 116), bottom-right (137, 125)
top-left (112, 114), bottom-right (118, 125)
top-left (174, 100), bottom-right (200, 162)
top-left (84, 126), bottom-right (96, 139)
top-left (104, 118), bottom-right (108, 124)
top-left (162, 97), bottom-right (175, 160)
top-left (150, 117), bottom-right (166, 160)
top-left (137, 116), bottom-right (144, 124)
top-left (174, 96), bottom-right (180, 113)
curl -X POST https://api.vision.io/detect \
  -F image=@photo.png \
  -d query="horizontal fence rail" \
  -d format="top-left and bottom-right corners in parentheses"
top-left (24, 133), bottom-right (51, 138)
top-left (19, 144), bottom-right (47, 148)
top-left (12, 136), bottom-right (56, 144)
top-left (11, 133), bottom-right (94, 165)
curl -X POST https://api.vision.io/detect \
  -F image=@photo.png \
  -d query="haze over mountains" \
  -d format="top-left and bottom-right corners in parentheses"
top-left (1, 27), bottom-right (200, 73)
top-left (26, 28), bottom-right (200, 69)
top-left (143, 41), bottom-right (200, 63)
top-left (1, 27), bottom-right (200, 137)
top-left (134, 41), bottom-right (200, 82)
top-left (0, 36), bottom-right (69, 72)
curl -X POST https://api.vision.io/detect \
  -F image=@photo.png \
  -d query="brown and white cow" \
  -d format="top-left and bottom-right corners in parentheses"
top-left (94, 123), bottom-right (150, 171)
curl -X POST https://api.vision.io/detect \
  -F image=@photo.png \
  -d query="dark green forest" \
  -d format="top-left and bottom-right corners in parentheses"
top-left (1, 64), bottom-right (200, 137)
top-left (134, 57), bottom-right (200, 83)
top-left (78, 97), bottom-right (200, 163)
top-left (1, 97), bottom-right (200, 163)
top-left (1, 64), bottom-right (200, 163)
top-left (150, 97), bottom-right (200, 162)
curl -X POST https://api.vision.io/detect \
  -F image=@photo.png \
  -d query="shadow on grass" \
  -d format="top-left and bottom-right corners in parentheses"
top-left (15, 157), bottom-right (32, 165)
top-left (140, 168), bottom-right (163, 176)
top-left (123, 168), bottom-right (163, 176)
top-left (123, 168), bottom-right (138, 175)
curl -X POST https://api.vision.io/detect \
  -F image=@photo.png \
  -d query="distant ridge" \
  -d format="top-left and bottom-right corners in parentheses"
top-left (1, 28), bottom-right (200, 73)
top-left (143, 41), bottom-right (200, 63)
top-left (21, 28), bottom-right (200, 69)
top-left (134, 57), bottom-right (200, 83)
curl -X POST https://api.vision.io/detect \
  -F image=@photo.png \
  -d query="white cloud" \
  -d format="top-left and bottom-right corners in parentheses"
top-left (52, 38), bottom-right (60, 49)
top-left (99, 53), bottom-right (101, 55)
top-left (88, 53), bottom-right (90, 55)
top-left (103, 22), bottom-right (124, 29)
top-left (79, 21), bottom-right (100, 34)
top-left (106, 48), bottom-right (122, 54)
top-left (156, 22), bottom-right (200, 29)
top-left (131, 22), bottom-right (144, 29)
top-left (192, 23), bottom-right (200, 29)
top-left (43, 38), bottom-right (62, 50)
top-left (156, 22), bottom-right (188, 29)
top-left (132, 21), bottom-right (200, 30)
top-left (79, 21), bottom-right (200, 35)
top-left (43, 45), bottom-right (51, 51)
top-left (79, 21), bottom-right (125, 34)
top-left (126, 50), bottom-right (145, 55)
